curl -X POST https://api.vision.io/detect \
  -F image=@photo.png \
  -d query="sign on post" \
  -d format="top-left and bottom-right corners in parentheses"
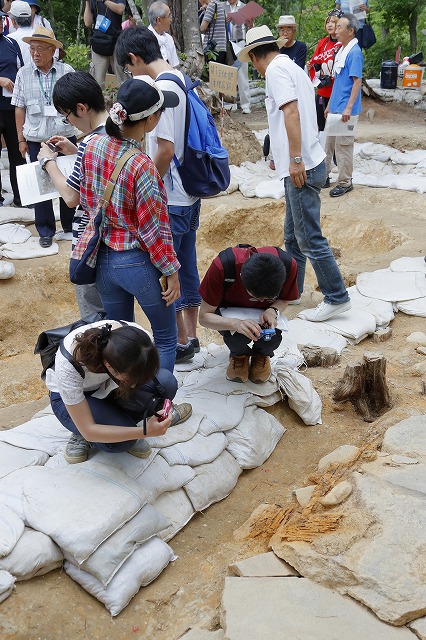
top-left (208, 62), bottom-right (238, 97)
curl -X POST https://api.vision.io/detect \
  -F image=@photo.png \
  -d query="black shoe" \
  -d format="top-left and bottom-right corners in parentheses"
top-left (39, 236), bottom-right (53, 248)
top-left (190, 337), bottom-right (200, 353)
top-left (329, 184), bottom-right (353, 198)
top-left (323, 177), bottom-right (330, 188)
top-left (176, 342), bottom-right (195, 363)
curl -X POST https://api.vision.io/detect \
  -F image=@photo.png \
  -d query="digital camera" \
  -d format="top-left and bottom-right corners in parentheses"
top-left (205, 39), bottom-right (217, 53)
top-left (318, 75), bottom-right (333, 88)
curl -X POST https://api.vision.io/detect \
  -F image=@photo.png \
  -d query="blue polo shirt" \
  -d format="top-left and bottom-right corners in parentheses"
top-left (0, 34), bottom-right (23, 111)
top-left (329, 44), bottom-right (363, 115)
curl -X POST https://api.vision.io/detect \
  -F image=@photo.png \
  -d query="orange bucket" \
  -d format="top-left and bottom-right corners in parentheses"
top-left (402, 64), bottom-right (424, 88)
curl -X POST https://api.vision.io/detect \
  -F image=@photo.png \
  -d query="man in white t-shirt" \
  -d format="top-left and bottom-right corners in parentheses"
top-left (115, 26), bottom-right (201, 363)
top-left (238, 26), bottom-right (351, 323)
top-left (147, 1), bottom-right (179, 68)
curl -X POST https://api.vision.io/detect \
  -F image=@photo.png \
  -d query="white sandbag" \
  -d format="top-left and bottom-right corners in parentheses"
top-left (77, 504), bottom-right (172, 586)
top-left (319, 307), bottom-right (377, 344)
top-left (390, 256), bottom-right (426, 274)
top-left (390, 149), bottom-right (426, 165)
top-left (0, 223), bottom-right (32, 244)
top-left (184, 450), bottom-right (242, 511)
top-left (287, 318), bottom-right (348, 353)
top-left (0, 261), bottom-right (15, 279)
top-left (397, 297), bottom-right (426, 317)
top-left (0, 413), bottom-right (71, 456)
top-left (179, 389), bottom-right (249, 436)
top-left (153, 489), bottom-right (195, 540)
top-left (0, 527), bottom-right (63, 580)
top-left (0, 468), bottom-right (28, 519)
top-left (0, 441), bottom-right (48, 479)
top-left (182, 363), bottom-right (277, 401)
top-left (275, 365), bottom-right (322, 426)
top-left (346, 285), bottom-right (395, 328)
top-left (174, 349), bottom-right (208, 372)
top-left (0, 206), bottom-right (35, 224)
top-left (272, 340), bottom-right (305, 371)
top-left (22, 462), bottom-right (150, 564)
top-left (226, 405), bottom-right (285, 468)
top-left (159, 432), bottom-right (227, 466)
top-left (356, 269), bottom-right (426, 301)
top-left (146, 413), bottom-right (202, 448)
top-left (65, 536), bottom-right (175, 616)
top-left (358, 142), bottom-right (394, 163)
top-left (136, 456), bottom-right (195, 503)
top-left (0, 570), bottom-right (15, 604)
top-left (254, 178), bottom-right (285, 199)
top-left (1, 236), bottom-right (58, 259)
top-left (0, 504), bottom-right (25, 557)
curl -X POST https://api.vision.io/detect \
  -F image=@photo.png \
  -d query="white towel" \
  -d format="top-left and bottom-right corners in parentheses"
top-left (333, 38), bottom-right (358, 76)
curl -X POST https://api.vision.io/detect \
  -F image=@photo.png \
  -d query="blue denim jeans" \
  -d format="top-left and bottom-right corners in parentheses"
top-left (96, 245), bottom-right (177, 373)
top-left (284, 161), bottom-right (349, 305)
top-left (168, 200), bottom-right (202, 313)
top-left (50, 368), bottom-right (177, 453)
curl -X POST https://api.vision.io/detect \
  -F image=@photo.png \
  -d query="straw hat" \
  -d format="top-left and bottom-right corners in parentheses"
top-left (277, 15), bottom-right (297, 27)
top-left (22, 25), bottom-right (63, 49)
top-left (238, 25), bottom-right (287, 63)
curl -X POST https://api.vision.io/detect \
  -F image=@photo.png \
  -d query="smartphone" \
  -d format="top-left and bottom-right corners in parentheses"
top-left (159, 275), bottom-right (167, 292)
top-left (158, 398), bottom-right (172, 422)
top-left (47, 142), bottom-right (58, 153)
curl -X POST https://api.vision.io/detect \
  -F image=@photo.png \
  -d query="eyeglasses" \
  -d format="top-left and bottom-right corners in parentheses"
top-left (123, 66), bottom-right (133, 77)
top-left (62, 110), bottom-right (72, 124)
top-left (278, 26), bottom-right (295, 31)
top-left (247, 293), bottom-right (279, 303)
top-left (30, 45), bottom-right (53, 53)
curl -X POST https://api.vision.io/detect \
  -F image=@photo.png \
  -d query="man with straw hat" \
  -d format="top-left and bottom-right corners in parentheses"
top-left (276, 14), bottom-right (307, 69)
top-left (238, 26), bottom-right (351, 323)
top-left (12, 26), bottom-right (77, 247)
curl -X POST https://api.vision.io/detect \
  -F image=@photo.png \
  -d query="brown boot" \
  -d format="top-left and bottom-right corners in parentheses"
top-left (249, 355), bottom-right (271, 384)
top-left (226, 354), bottom-right (250, 383)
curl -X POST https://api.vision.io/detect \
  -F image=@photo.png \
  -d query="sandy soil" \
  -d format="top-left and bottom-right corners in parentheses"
top-left (1, 97), bottom-right (426, 640)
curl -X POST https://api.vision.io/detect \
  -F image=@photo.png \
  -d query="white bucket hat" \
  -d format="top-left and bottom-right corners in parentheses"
top-left (277, 15), bottom-right (297, 28)
top-left (237, 25), bottom-right (287, 63)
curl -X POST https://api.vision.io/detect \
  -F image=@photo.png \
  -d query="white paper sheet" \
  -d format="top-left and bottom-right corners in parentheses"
top-left (16, 155), bottom-right (77, 206)
top-left (325, 113), bottom-right (358, 136)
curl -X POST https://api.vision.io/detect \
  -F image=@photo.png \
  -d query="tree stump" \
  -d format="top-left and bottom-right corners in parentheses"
top-left (333, 351), bottom-right (392, 422)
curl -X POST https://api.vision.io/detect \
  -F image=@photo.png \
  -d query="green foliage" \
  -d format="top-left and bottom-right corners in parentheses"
top-left (63, 44), bottom-right (90, 71)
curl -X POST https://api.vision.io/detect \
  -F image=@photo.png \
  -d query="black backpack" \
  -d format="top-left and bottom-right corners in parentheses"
top-left (218, 244), bottom-right (293, 299)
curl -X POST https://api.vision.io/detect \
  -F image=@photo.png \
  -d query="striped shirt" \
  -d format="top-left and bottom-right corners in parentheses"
top-left (203, 2), bottom-right (227, 53)
top-left (80, 135), bottom-right (180, 276)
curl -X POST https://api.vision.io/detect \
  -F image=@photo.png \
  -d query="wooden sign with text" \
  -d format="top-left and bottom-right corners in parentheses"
top-left (208, 62), bottom-right (238, 97)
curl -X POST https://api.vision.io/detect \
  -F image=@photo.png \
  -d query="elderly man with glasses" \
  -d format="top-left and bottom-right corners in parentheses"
top-left (11, 26), bottom-right (77, 247)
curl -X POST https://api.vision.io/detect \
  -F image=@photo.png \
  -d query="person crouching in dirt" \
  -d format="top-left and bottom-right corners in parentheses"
top-left (198, 246), bottom-right (299, 384)
top-left (46, 320), bottom-right (192, 464)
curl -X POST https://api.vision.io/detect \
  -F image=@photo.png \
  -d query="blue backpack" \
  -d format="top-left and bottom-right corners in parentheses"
top-left (158, 73), bottom-right (230, 198)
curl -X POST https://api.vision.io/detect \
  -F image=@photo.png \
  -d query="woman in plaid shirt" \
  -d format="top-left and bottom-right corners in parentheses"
top-left (79, 77), bottom-right (181, 373)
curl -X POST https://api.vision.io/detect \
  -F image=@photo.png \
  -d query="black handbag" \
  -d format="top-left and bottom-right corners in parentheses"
top-left (357, 19), bottom-right (376, 50)
top-left (90, 29), bottom-right (117, 57)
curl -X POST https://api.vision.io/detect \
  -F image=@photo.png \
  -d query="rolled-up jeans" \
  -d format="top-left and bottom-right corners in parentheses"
top-left (284, 160), bottom-right (349, 305)
top-left (50, 368), bottom-right (177, 453)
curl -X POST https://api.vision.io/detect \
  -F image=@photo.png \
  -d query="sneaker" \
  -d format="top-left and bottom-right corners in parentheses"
top-left (170, 402), bottom-right (193, 426)
top-left (176, 342), bottom-right (195, 363)
top-left (189, 337), bottom-right (200, 353)
top-left (54, 230), bottom-right (73, 241)
top-left (39, 236), bottom-right (53, 248)
top-left (288, 297), bottom-right (301, 305)
top-left (226, 354), bottom-right (250, 383)
top-left (298, 300), bottom-right (352, 322)
top-left (128, 439), bottom-right (152, 458)
top-left (323, 177), bottom-right (331, 188)
top-left (249, 355), bottom-right (271, 384)
top-left (64, 434), bottom-right (91, 464)
top-left (329, 184), bottom-right (353, 197)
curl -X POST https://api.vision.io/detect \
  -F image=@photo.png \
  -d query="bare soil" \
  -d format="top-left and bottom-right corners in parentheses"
top-left (1, 97), bottom-right (426, 640)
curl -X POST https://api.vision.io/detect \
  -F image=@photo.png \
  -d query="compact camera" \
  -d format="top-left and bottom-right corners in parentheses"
top-left (205, 39), bottom-right (217, 53)
top-left (318, 75), bottom-right (333, 88)
top-left (259, 327), bottom-right (276, 341)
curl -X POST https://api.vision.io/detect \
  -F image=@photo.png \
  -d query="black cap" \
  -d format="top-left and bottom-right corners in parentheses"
top-left (117, 76), bottom-right (179, 121)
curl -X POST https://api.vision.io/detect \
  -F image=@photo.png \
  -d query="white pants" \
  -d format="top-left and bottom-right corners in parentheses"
top-left (89, 48), bottom-right (126, 88)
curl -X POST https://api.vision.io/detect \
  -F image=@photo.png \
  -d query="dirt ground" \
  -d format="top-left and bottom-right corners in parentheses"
top-left (1, 97), bottom-right (426, 639)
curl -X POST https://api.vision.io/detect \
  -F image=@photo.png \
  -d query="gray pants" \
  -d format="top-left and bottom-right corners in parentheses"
top-left (325, 135), bottom-right (354, 188)
top-left (89, 48), bottom-right (126, 88)
top-left (74, 283), bottom-right (104, 318)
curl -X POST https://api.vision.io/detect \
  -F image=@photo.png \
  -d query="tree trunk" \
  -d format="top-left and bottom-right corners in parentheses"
top-left (333, 351), bottom-right (392, 421)
top-left (409, 9), bottom-right (418, 53)
top-left (169, 0), bottom-right (183, 52)
top-left (140, 0), bottom-right (149, 22)
top-left (180, 0), bottom-right (204, 78)
top-left (47, 0), bottom-right (55, 24)
top-left (127, 0), bottom-right (143, 25)
top-left (76, 0), bottom-right (85, 45)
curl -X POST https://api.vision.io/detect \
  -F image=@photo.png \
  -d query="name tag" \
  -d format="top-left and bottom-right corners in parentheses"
top-left (44, 105), bottom-right (57, 117)
top-left (95, 15), bottom-right (111, 32)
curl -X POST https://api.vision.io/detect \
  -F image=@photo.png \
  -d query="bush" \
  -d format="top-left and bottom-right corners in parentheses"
top-left (63, 43), bottom-right (90, 71)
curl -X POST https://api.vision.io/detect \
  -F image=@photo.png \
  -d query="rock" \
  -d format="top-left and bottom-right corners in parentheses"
top-left (407, 332), bottom-right (426, 347)
top-left (0, 262), bottom-right (15, 280)
top-left (417, 347), bottom-right (426, 356)
top-left (409, 617), bottom-right (426, 639)
top-left (318, 445), bottom-right (360, 472)
top-left (373, 328), bottom-right (392, 343)
top-left (233, 503), bottom-right (283, 542)
top-left (179, 630), bottom-right (225, 640)
top-left (366, 108), bottom-right (375, 121)
top-left (229, 552), bottom-right (298, 577)
top-left (390, 454), bottom-right (418, 465)
top-left (411, 362), bottom-right (426, 376)
top-left (382, 415), bottom-right (426, 457)
top-left (221, 577), bottom-right (413, 639)
top-left (294, 485), bottom-right (316, 507)
top-left (319, 480), bottom-right (353, 506)
top-left (300, 345), bottom-right (340, 367)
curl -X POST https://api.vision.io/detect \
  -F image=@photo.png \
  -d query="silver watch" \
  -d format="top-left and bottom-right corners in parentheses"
top-left (291, 156), bottom-right (303, 164)
top-left (39, 157), bottom-right (56, 171)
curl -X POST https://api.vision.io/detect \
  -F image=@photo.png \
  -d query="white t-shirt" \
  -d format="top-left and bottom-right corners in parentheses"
top-left (45, 320), bottom-right (150, 406)
top-left (146, 69), bottom-right (198, 207)
top-left (8, 27), bottom-right (32, 67)
top-left (265, 55), bottom-right (325, 179)
top-left (148, 25), bottom-right (179, 68)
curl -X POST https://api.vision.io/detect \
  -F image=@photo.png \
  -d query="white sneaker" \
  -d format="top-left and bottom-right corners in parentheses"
top-left (297, 300), bottom-right (351, 322)
top-left (54, 230), bottom-right (73, 241)
top-left (241, 107), bottom-right (251, 114)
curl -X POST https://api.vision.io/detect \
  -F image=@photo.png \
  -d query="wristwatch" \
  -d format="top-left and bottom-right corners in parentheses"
top-left (39, 157), bottom-right (56, 171)
top-left (291, 156), bottom-right (303, 164)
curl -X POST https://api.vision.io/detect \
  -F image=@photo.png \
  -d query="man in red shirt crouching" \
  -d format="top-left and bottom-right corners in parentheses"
top-left (198, 245), bottom-right (298, 384)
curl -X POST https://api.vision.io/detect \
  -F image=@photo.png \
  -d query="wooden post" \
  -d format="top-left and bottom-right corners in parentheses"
top-left (333, 351), bottom-right (392, 422)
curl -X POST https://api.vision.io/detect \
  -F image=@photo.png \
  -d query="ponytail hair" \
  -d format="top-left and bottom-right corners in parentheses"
top-left (73, 324), bottom-right (159, 395)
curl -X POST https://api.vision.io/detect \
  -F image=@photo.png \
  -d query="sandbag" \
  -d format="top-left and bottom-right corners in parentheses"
top-left (0, 570), bottom-right (15, 604)
top-left (0, 504), bottom-right (25, 557)
top-left (275, 365), bottom-right (322, 426)
top-left (0, 528), bottom-right (63, 580)
top-left (183, 450), bottom-right (242, 511)
top-left (136, 456), bottom-right (195, 503)
top-left (65, 537), bottom-right (175, 616)
top-left (153, 489), bottom-right (195, 540)
top-left (0, 441), bottom-right (49, 479)
top-left (159, 432), bottom-right (227, 466)
top-left (0, 413), bottom-right (70, 456)
top-left (0, 223), bottom-right (32, 244)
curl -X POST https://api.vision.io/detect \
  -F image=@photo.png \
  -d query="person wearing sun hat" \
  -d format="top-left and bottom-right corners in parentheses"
top-left (238, 26), bottom-right (351, 323)
top-left (11, 26), bottom-right (77, 247)
top-left (73, 76), bottom-right (185, 375)
top-left (276, 15), bottom-right (307, 69)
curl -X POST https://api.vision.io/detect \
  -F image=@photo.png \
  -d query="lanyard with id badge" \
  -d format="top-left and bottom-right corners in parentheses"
top-left (95, 13), bottom-right (111, 32)
top-left (38, 68), bottom-right (57, 116)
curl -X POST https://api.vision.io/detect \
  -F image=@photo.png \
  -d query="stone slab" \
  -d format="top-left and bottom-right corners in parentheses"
top-left (409, 617), bottom-right (426, 639)
top-left (382, 415), bottom-right (426, 457)
top-left (221, 577), bottom-right (413, 639)
top-left (229, 552), bottom-right (298, 577)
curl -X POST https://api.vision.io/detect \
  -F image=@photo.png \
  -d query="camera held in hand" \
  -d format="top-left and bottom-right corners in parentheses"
top-left (205, 39), bottom-right (217, 53)
top-left (318, 75), bottom-right (332, 88)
